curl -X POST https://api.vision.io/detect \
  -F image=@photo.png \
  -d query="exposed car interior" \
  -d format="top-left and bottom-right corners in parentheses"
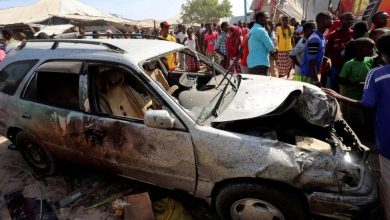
top-left (140, 49), bottom-right (240, 122)
top-left (89, 64), bottom-right (161, 120)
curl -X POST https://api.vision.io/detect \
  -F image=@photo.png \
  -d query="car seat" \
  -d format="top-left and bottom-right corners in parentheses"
top-left (144, 61), bottom-right (178, 95)
top-left (98, 71), bottom-right (149, 119)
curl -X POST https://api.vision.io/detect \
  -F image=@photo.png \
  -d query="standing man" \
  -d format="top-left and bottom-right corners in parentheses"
top-left (199, 24), bottom-right (207, 55)
top-left (290, 22), bottom-right (316, 81)
top-left (203, 23), bottom-right (218, 62)
top-left (323, 33), bottom-right (390, 220)
top-left (1, 30), bottom-right (18, 46)
top-left (199, 23), bottom-right (206, 35)
top-left (372, 11), bottom-right (389, 30)
top-left (15, 32), bottom-right (27, 41)
top-left (299, 12), bottom-right (333, 85)
top-left (238, 20), bottom-right (249, 36)
top-left (106, 30), bottom-right (113, 39)
top-left (176, 24), bottom-right (187, 70)
top-left (215, 22), bottom-right (229, 69)
top-left (325, 12), bottom-right (354, 91)
top-left (290, 17), bottom-right (300, 44)
top-left (132, 25), bottom-right (142, 39)
top-left (159, 21), bottom-right (177, 71)
top-left (247, 12), bottom-right (275, 75)
top-left (176, 25), bottom-right (187, 45)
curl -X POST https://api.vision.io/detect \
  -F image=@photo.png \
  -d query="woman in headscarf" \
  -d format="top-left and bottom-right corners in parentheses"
top-left (276, 16), bottom-right (295, 78)
top-left (227, 26), bottom-right (242, 73)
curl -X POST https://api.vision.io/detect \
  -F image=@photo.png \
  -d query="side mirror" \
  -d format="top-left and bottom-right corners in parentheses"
top-left (144, 110), bottom-right (175, 129)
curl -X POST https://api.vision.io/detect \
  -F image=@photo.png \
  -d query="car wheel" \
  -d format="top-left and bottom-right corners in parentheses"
top-left (215, 182), bottom-right (308, 220)
top-left (16, 131), bottom-right (56, 175)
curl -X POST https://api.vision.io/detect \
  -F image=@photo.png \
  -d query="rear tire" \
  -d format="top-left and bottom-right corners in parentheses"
top-left (215, 182), bottom-right (308, 220)
top-left (16, 131), bottom-right (56, 175)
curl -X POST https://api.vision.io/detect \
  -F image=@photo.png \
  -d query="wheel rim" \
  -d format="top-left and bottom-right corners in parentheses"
top-left (25, 143), bottom-right (50, 169)
top-left (230, 198), bottom-right (285, 220)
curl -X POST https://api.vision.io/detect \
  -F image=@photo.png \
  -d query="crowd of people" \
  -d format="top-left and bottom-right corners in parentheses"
top-left (1, 10), bottom-right (390, 218)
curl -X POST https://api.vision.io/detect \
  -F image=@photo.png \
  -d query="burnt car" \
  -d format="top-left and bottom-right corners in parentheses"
top-left (0, 39), bottom-right (377, 219)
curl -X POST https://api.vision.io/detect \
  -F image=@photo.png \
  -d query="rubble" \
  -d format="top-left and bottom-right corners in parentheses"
top-left (0, 137), bottom-right (214, 220)
top-left (123, 193), bottom-right (154, 220)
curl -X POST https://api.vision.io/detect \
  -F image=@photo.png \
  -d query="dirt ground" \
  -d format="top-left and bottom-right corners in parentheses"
top-left (0, 136), bottom-right (215, 220)
top-left (0, 135), bottom-right (383, 220)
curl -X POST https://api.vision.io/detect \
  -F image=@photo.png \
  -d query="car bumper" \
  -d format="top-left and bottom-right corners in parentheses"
top-left (307, 167), bottom-right (378, 219)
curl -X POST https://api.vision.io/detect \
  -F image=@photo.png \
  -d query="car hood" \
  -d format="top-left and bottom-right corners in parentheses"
top-left (213, 75), bottom-right (340, 127)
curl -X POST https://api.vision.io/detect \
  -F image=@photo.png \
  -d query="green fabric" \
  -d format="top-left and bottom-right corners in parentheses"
top-left (294, 72), bottom-right (315, 84)
top-left (339, 57), bottom-right (373, 100)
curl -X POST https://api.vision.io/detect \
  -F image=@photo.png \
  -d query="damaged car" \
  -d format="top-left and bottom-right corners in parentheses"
top-left (0, 39), bottom-right (377, 220)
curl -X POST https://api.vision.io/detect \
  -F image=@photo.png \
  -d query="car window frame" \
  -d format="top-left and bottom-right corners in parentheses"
top-left (20, 60), bottom-right (84, 112)
top-left (0, 59), bottom-right (39, 96)
top-left (83, 60), bottom-right (189, 131)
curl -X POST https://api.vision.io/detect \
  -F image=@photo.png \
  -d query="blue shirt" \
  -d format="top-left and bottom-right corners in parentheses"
top-left (361, 65), bottom-right (390, 159)
top-left (247, 23), bottom-right (274, 68)
top-left (300, 30), bottom-right (326, 77)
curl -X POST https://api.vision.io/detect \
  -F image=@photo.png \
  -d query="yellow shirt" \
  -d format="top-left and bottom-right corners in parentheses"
top-left (276, 26), bottom-right (294, 51)
top-left (160, 34), bottom-right (176, 70)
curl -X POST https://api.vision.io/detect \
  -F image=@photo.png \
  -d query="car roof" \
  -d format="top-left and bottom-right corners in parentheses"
top-left (5, 39), bottom-right (185, 66)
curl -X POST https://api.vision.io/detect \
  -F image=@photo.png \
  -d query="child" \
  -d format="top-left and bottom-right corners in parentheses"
top-left (290, 22), bottom-right (316, 81)
top-left (339, 38), bottom-right (375, 100)
top-left (338, 37), bottom-right (375, 138)
top-left (183, 28), bottom-right (200, 72)
top-left (323, 33), bottom-right (390, 220)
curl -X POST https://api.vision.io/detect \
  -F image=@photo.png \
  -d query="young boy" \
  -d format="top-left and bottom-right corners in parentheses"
top-left (339, 38), bottom-right (375, 100)
top-left (338, 38), bottom-right (375, 137)
top-left (290, 22), bottom-right (316, 81)
top-left (323, 33), bottom-right (390, 220)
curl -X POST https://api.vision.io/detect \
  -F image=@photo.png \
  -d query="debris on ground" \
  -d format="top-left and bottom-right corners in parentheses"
top-left (153, 197), bottom-right (192, 220)
top-left (0, 137), bottom-right (216, 220)
top-left (123, 192), bottom-right (154, 220)
top-left (112, 198), bottom-right (129, 217)
top-left (4, 188), bottom-right (58, 220)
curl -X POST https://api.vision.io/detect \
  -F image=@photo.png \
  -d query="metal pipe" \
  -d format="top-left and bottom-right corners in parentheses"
top-left (244, 0), bottom-right (248, 22)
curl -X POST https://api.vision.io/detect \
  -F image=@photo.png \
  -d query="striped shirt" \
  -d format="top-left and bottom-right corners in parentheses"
top-left (215, 31), bottom-right (228, 56)
top-left (300, 30), bottom-right (326, 77)
top-left (362, 65), bottom-right (390, 159)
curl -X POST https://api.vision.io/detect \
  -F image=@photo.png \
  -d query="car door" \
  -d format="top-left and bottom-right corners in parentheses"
top-left (20, 61), bottom-right (85, 161)
top-left (70, 61), bottom-right (197, 193)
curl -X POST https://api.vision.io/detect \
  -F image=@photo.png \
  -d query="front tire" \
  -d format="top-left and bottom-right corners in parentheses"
top-left (215, 182), bottom-right (308, 220)
top-left (16, 131), bottom-right (56, 175)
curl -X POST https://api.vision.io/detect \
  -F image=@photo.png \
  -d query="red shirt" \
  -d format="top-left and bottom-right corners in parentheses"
top-left (325, 28), bottom-right (353, 69)
top-left (204, 32), bottom-right (218, 53)
top-left (240, 35), bottom-right (249, 66)
top-left (327, 19), bottom-right (341, 36)
top-left (241, 27), bottom-right (249, 36)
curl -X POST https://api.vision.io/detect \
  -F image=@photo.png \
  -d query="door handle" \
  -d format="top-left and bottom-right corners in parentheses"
top-left (22, 113), bottom-right (31, 119)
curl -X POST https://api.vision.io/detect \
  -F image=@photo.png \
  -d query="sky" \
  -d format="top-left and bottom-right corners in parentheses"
top-left (0, 0), bottom-right (252, 20)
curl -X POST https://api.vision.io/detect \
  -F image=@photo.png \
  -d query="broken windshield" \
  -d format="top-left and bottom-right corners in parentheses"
top-left (174, 48), bottom-right (240, 124)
